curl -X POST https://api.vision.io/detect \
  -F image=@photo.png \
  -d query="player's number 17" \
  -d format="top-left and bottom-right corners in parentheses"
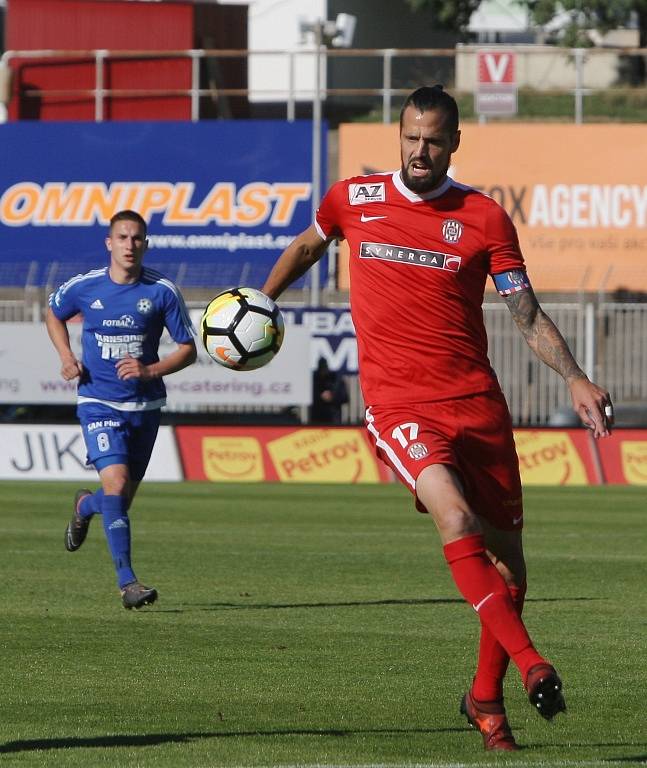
top-left (391, 422), bottom-right (419, 447)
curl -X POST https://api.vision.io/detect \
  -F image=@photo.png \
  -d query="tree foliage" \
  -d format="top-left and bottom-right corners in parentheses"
top-left (405, 0), bottom-right (647, 45)
top-left (404, 0), bottom-right (483, 36)
top-left (527, 0), bottom-right (647, 46)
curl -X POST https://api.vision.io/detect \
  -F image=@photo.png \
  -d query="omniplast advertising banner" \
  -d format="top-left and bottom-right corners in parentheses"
top-left (0, 322), bottom-right (312, 408)
top-left (0, 121), bottom-right (322, 285)
top-left (338, 123), bottom-right (647, 292)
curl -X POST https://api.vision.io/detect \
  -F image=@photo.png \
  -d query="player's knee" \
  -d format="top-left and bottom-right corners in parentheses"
top-left (491, 556), bottom-right (526, 588)
top-left (98, 463), bottom-right (130, 497)
top-left (432, 504), bottom-right (481, 542)
top-left (103, 482), bottom-right (129, 498)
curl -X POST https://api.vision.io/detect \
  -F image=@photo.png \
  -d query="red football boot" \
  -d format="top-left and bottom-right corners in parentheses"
top-left (460, 689), bottom-right (519, 751)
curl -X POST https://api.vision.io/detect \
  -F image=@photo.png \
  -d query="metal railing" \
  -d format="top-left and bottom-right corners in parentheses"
top-left (339, 301), bottom-right (647, 426)
top-left (3, 45), bottom-right (647, 124)
top-left (0, 47), bottom-right (448, 122)
top-left (4, 298), bottom-right (643, 425)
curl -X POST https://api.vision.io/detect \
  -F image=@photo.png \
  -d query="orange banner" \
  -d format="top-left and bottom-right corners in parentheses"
top-left (594, 429), bottom-right (647, 484)
top-left (338, 123), bottom-right (647, 293)
top-left (175, 425), bottom-right (642, 486)
top-left (513, 429), bottom-right (599, 486)
top-left (176, 426), bottom-right (392, 484)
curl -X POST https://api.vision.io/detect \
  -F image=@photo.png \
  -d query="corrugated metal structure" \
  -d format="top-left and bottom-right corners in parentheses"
top-left (5, 0), bottom-right (247, 120)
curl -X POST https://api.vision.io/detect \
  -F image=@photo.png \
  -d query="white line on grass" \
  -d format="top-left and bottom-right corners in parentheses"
top-left (226, 762), bottom-right (646, 768)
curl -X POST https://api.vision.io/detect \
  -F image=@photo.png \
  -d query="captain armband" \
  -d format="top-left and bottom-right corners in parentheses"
top-left (492, 270), bottom-right (532, 297)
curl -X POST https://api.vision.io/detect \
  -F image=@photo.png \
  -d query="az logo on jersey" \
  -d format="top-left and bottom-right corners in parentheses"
top-left (349, 182), bottom-right (385, 205)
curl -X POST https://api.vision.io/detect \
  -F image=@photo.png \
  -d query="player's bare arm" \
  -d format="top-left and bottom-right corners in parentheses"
top-left (45, 307), bottom-right (84, 380)
top-left (263, 225), bottom-right (332, 300)
top-left (116, 340), bottom-right (197, 381)
top-left (504, 287), bottom-right (612, 438)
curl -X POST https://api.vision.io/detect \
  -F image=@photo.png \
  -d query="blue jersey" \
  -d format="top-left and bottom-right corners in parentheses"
top-left (49, 266), bottom-right (195, 409)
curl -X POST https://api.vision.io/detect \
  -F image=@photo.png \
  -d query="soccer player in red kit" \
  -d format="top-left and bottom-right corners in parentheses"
top-left (262, 85), bottom-right (613, 751)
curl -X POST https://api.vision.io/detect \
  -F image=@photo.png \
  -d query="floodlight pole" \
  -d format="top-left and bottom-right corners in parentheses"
top-left (310, 20), bottom-right (323, 307)
top-left (302, 13), bottom-right (356, 306)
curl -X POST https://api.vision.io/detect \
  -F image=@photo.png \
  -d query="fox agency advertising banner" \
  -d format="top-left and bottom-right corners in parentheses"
top-left (0, 121), bottom-right (324, 286)
top-left (338, 123), bottom-right (647, 293)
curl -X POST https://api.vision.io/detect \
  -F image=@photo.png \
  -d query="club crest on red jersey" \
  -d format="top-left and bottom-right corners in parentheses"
top-left (407, 442), bottom-right (429, 460)
top-left (441, 219), bottom-right (463, 243)
top-left (349, 182), bottom-right (386, 205)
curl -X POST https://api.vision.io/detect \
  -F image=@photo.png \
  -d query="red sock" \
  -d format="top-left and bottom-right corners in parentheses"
top-left (472, 581), bottom-right (527, 702)
top-left (443, 534), bottom-right (545, 683)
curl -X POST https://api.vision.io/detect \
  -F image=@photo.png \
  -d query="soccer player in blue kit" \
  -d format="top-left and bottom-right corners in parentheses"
top-left (46, 210), bottom-right (196, 609)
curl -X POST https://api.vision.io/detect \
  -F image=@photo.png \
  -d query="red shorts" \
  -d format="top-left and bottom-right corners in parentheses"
top-left (365, 390), bottom-right (523, 531)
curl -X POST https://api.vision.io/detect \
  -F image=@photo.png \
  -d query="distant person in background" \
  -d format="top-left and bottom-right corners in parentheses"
top-left (46, 209), bottom-right (196, 610)
top-left (310, 356), bottom-right (349, 424)
top-left (263, 85), bottom-right (613, 751)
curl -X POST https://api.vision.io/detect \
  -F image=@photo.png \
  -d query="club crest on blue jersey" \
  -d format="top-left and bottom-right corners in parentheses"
top-left (137, 298), bottom-right (153, 315)
top-left (441, 219), bottom-right (463, 244)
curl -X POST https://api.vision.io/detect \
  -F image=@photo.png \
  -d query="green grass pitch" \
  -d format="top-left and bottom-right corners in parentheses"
top-left (1, 481), bottom-right (645, 767)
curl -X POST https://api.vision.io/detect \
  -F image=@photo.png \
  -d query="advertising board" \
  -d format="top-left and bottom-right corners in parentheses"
top-left (175, 425), bottom-right (391, 484)
top-left (338, 123), bottom-right (647, 292)
top-left (1, 423), bottom-right (644, 485)
top-left (0, 322), bottom-right (312, 408)
top-left (0, 121), bottom-right (323, 287)
top-left (0, 424), bottom-right (181, 481)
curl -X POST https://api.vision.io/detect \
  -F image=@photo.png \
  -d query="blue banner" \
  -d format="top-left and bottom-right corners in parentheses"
top-left (0, 121), bottom-right (324, 289)
top-left (282, 307), bottom-right (357, 374)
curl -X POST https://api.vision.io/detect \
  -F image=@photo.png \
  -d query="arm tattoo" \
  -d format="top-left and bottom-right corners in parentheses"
top-left (504, 289), bottom-right (586, 382)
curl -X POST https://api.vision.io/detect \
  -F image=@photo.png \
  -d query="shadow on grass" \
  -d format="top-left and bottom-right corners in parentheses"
top-left (0, 726), bottom-right (465, 754)
top-left (528, 746), bottom-right (647, 760)
top-left (154, 596), bottom-right (601, 613)
top-left (182, 597), bottom-right (462, 611)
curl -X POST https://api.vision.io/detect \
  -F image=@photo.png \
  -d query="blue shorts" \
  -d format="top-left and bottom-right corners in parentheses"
top-left (77, 403), bottom-right (161, 482)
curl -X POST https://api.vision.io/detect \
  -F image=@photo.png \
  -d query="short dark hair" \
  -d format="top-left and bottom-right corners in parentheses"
top-left (109, 209), bottom-right (147, 235)
top-left (399, 85), bottom-right (459, 133)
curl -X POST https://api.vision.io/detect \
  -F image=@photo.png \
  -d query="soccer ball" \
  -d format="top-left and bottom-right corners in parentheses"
top-left (201, 287), bottom-right (284, 371)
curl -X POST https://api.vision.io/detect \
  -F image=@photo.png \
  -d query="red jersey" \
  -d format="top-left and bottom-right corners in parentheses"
top-left (315, 171), bottom-right (527, 406)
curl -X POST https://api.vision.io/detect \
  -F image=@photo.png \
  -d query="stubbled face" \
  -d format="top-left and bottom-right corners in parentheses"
top-left (399, 105), bottom-right (460, 194)
top-left (106, 219), bottom-right (147, 276)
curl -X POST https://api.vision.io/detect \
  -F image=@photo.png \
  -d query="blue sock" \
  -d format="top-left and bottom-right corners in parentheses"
top-left (101, 494), bottom-right (136, 589)
top-left (78, 489), bottom-right (104, 519)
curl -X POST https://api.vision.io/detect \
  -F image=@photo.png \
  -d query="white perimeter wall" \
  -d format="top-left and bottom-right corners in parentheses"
top-left (225, 0), bottom-right (327, 102)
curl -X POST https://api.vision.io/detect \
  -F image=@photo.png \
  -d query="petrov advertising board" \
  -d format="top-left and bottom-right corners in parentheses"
top-left (0, 121), bottom-right (323, 286)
